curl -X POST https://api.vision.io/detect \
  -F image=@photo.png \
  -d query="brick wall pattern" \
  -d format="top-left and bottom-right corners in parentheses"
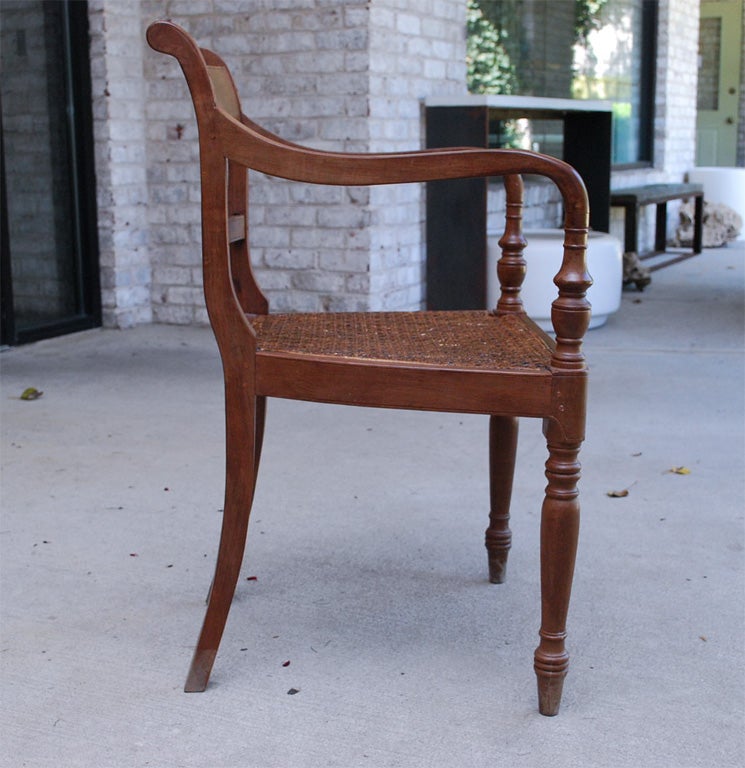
top-left (89, 0), bottom-right (153, 328)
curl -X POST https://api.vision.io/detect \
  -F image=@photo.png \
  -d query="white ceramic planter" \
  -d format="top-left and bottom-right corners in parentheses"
top-left (487, 229), bottom-right (623, 330)
top-left (687, 167), bottom-right (745, 239)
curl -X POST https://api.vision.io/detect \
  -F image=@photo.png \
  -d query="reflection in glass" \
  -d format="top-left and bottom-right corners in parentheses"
top-left (1, 1), bottom-right (79, 332)
top-left (697, 18), bottom-right (721, 111)
top-left (467, 0), bottom-right (649, 164)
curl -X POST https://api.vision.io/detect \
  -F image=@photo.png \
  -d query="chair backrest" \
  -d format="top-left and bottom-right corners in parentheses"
top-left (146, 21), bottom-right (591, 372)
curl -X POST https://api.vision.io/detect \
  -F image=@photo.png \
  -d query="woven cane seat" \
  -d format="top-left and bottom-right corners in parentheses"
top-left (253, 310), bottom-right (552, 372)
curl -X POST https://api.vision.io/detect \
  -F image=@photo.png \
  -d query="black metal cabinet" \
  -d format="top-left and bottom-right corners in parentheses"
top-left (425, 97), bottom-right (612, 310)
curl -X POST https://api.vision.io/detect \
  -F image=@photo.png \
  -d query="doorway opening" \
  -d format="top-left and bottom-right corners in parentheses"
top-left (696, 0), bottom-right (744, 166)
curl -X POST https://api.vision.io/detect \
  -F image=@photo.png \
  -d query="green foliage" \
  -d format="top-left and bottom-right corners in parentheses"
top-left (466, 0), bottom-right (518, 95)
top-left (574, 0), bottom-right (610, 45)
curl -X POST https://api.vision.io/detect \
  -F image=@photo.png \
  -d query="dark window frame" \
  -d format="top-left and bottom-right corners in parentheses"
top-left (611, 0), bottom-right (658, 169)
top-left (0, 0), bottom-right (100, 346)
top-left (634, 0), bottom-right (658, 168)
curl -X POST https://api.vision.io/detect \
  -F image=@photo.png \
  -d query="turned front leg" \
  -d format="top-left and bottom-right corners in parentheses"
top-left (485, 415), bottom-right (518, 583)
top-left (534, 429), bottom-right (581, 716)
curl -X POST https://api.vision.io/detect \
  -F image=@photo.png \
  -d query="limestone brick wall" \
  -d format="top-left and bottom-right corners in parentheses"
top-left (243, 3), bottom-right (376, 314)
top-left (140, 0), bottom-right (465, 321)
top-left (367, 0), bottom-right (467, 309)
top-left (89, 0), bottom-right (152, 328)
top-left (142, 1), bottom-right (376, 319)
top-left (140, 1), bottom-right (208, 324)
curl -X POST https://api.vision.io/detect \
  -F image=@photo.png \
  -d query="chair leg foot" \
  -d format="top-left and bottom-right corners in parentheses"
top-left (487, 551), bottom-right (509, 584)
top-left (184, 495), bottom-right (251, 692)
top-left (485, 416), bottom-right (518, 583)
top-left (185, 648), bottom-right (217, 692)
top-left (535, 656), bottom-right (568, 716)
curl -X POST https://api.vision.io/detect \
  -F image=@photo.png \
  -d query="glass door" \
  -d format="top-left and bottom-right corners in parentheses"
top-left (0, 0), bottom-right (100, 345)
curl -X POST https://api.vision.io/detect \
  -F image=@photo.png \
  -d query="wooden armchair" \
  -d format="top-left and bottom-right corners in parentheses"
top-left (147, 20), bottom-right (591, 716)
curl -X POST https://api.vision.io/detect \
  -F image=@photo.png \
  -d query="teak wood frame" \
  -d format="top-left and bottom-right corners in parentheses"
top-left (147, 20), bottom-right (592, 717)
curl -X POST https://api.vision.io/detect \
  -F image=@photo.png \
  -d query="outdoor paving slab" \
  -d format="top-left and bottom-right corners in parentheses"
top-left (1, 245), bottom-right (743, 768)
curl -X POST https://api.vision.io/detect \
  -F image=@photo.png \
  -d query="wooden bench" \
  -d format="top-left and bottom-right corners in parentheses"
top-left (610, 183), bottom-right (704, 271)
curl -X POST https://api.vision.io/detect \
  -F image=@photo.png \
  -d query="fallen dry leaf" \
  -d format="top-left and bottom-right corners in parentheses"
top-left (667, 466), bottom-right (691, 475)
top-left (606, 480), bottom-right (636, 498)
top-left (20, 387), bottom-right (43, 401)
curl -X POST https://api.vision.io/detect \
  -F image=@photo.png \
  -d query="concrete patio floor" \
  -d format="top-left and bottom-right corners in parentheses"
top-left (1, 243), bottom-right (743, 768)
